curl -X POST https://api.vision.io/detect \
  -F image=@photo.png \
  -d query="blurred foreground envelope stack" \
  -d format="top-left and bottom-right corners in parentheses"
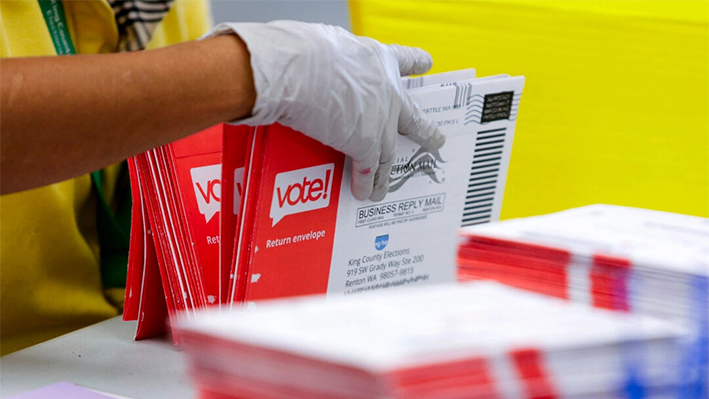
top-left (175, 282), bottom-right (690, 399)
top-left (457, 204), bottom-right (709, 396)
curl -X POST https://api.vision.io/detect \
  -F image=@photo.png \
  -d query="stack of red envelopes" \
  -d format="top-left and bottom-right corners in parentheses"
top-left (124, 68), bottom-right (527, 341)
top-left (457, 204), bottom-right (709, 395)
top-left (123, 124), bottom-right (249, 339)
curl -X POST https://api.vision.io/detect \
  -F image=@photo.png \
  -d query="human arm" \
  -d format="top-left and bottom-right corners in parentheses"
top-left (0, 34), bottom-right (255, 195)
top-left (2, 21), bottom-right (444, 200)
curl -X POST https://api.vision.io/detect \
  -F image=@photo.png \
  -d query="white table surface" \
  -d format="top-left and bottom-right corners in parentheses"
top-left (1, 316), bottom-right (195, 399)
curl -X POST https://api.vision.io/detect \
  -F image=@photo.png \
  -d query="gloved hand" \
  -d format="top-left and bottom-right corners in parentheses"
top-left (203, 21), bottom-right (445, 201)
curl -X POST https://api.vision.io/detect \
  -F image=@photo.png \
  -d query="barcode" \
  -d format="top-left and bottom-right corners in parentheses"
top-left (452, 83), bottom-right (473, 109)
top-left (404, 76), bottom-right (425, 90)
top-left (460, 127), bottom-right (506, 227)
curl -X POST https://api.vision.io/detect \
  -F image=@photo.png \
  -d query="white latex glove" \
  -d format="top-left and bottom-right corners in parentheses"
top-left (203, 21), bottom-right (445, 201)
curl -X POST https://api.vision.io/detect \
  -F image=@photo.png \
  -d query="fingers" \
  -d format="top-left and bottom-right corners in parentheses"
top-left (388, 44), bottom-right (433, 76)
top-left (369, 130), bottom-right (397, 202)
top-left (350, 116), bottom-right (397, 202)
top-left (398, 93), bottom-right (446, 151)
top-left (350, 150), bottom-right (379, 201)
top-left (389, 44), bottom-right (443, 149)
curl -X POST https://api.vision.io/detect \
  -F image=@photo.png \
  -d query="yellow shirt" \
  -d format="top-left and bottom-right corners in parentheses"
top-left (0, 0), bottom-right (212, 355)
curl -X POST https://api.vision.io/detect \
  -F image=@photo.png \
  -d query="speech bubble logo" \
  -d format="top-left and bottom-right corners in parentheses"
top-left (375, 234), bottom-right (389, 251)
top-left (190, 164), bottom-right (222, 223)
top-left (270, 163), bottom-right (334, 226)
top-left (233, 167), bottom-right (245, 215)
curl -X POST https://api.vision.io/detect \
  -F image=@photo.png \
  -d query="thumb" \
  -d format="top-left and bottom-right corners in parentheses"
top-left (398, 93), bottom-right (446, 151)
top-left (389, 44), bottom-right (433, 76)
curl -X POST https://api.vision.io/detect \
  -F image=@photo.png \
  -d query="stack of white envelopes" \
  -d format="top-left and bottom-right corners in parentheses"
top-left (457, 204), bottom-right (709, 397)
top-left (175, 282), bottom-right (689, 399)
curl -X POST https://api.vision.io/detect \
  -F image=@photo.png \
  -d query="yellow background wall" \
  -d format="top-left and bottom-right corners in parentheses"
top-left (351, 1), bottom-right (709, 219)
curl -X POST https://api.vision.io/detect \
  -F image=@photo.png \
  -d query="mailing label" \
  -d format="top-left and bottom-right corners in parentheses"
top-left (327, 76), bottom-right (525, 296)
